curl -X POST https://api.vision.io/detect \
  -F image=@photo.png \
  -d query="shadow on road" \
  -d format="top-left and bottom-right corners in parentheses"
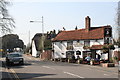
top-left (2, 61), bottom-right (32, 69)
top-left (1, 72), bottom-right (56, 80)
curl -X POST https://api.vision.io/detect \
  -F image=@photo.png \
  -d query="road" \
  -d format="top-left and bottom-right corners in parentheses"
top-left (1, 54), bottom-right (119, 80)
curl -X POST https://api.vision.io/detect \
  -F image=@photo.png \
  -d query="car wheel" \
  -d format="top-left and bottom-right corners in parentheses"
top-left (6, 61), bottom-right (10, 66)
top-left (19, 61), bottom-right (24, 65)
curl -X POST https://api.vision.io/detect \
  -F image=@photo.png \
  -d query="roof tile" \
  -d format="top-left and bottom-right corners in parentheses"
top-left (53, 26), bottom-right (107, 41)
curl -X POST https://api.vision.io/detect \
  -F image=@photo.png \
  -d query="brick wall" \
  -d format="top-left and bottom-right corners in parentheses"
top-left (113, 51), bottom-right (120, 61)
top-left (41, 50), bottom-right (52, 60)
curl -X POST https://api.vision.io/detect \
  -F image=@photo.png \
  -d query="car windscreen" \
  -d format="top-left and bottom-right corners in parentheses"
top-left (8, 54), bottom-right (22, 57)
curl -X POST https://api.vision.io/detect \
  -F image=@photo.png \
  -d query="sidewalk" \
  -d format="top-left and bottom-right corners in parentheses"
top-left (0, 59), bottom-right (12, 80)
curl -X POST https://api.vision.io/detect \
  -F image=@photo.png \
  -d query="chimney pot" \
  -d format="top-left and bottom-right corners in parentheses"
top-left (85, 16), bottom-right (91, 31)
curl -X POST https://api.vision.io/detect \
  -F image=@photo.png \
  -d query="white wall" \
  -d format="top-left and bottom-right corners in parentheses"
top-left (53, 39), bottom-right (105, 59)
top-left (53, 40), bottom-right (85, 59)
top-left (73, 41), bottom-right (84, 58)
top-left (32, 40), bottom-right (37, 57)
top-left (90, 39), bottom-right (104, 46)
top-left (53, 41), bottom-right (67, 58)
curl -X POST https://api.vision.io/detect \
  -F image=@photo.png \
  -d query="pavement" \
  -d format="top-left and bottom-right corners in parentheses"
top-left (0, 57), bottom-right (13, 80)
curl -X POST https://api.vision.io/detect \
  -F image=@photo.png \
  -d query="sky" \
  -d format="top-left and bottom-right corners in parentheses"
top-left (5, 0), bottom-right (119, 45)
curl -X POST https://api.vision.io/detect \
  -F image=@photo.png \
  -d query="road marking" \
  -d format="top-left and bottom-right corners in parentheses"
top-left (42, 66), bottom-right (55, 70)
top-left (23, 66), bottom-right (28, 68)
top-left (2, 61), bottom-right (12, 80)
top-left (73, 64), bottom-right (80, 66)
top-left (5, 67), bottom-right (12, 79)
top-left (9, 69), bottom-right (20, 80)
top-left (104, 74), bottom-right (109, 76)
top-left (83, 65), bottom-right (118, 75)
top-left (63, 71), bottom-right (84, 78)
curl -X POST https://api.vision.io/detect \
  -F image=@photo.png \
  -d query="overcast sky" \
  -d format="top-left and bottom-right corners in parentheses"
top-left (6, 0), bottom-right (118, 45)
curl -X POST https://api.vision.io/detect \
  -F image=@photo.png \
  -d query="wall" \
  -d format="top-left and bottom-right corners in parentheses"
top-left (90, 39), bottom-right (104, 46)
top-left (32, 40), bottom-right (37, 57)
top-left (53, 41), bottom-right (67, 59)
top-left (41, 50), bottom-right (52, 60)
top-left (53, 39), bottom-right (105, 59)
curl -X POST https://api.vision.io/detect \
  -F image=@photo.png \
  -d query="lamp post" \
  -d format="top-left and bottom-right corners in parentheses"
top-left (30, 16), bottom-right (44, 53)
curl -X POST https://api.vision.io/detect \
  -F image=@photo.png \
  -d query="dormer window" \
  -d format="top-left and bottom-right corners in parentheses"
top-left (84, 40), bottom-right (90, 47)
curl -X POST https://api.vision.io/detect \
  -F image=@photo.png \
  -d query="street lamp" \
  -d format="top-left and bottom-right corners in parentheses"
top-left (30, 16), bottom-right (44, 53)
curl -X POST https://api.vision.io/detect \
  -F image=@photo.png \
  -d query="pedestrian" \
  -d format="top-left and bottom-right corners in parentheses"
top-left (85, 55), bottom-right (91, 64)
top-left (77, 55), bottom-right (80, 60)
top-left (72, 55), bottom-right (75, 63)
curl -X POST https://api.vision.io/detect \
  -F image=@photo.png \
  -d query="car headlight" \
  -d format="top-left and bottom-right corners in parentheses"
top-left (20, 58), bottom-right (23, 61)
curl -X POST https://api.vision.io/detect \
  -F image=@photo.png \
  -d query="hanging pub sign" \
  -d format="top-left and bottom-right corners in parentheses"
top-left (104, 28), bottom-right (112, 37)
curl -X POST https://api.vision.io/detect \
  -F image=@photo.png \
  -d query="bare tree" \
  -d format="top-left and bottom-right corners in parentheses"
top-left (115, 1), bottom-right (120, 47)
top-left (117, 2), bottom-right (120, 38)
top-left (0, 0), bottom-right (15, 34)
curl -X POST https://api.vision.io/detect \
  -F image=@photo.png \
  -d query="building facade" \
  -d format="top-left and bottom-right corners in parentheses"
top-left (52, 16), bottom-right (113, 60)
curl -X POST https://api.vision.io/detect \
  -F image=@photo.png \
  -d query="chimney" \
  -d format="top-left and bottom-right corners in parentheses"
top-left (85, 16), bottom-right (91, 31)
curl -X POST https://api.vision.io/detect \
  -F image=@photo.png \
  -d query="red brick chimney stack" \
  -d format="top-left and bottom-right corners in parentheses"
top-left (85, 16), bottom-right (91, 32)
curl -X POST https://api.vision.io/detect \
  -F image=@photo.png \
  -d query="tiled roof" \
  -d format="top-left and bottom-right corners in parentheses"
top-left (90, 45), bottom-right (104, 50)
top-left (52, 26), bottom-right (110, 41)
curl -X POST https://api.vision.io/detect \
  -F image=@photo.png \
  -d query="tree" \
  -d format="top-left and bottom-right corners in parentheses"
top-left (2, 34), bottom-right (24, 53)
top-left (0, 0), bottom-right (15, 34)
top-left (116, 1), bottom-right (120, 47)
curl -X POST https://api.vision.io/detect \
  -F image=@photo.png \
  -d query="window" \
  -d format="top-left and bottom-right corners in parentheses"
top-left (104, 38), bottom-right (109, 44)
top-left (84, 40), bottom-right (90, 47)
top-left (76, 50), bottom-right (81, 55)
top-left (67, 41), bottom-right (73, 50)
top-left (67, 41), bottom-right (73, 46)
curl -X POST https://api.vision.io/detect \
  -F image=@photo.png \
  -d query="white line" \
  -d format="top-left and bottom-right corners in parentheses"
top-left (2, 62), bottom-right (12, 79)
top-left (84, 65), bottom-right (118, 75)
top-left (5, 68), bottom-right (12, 79)
top-left (23, 66), bottom-right (28, 68)
top-left (42, 66), bottom-right (55, 70)
top-left (9, 69), bottom-right (20, 80)
top-left (63, 71), bottom-right (84, 78)
top-left (104, 74), bottom-right (109, 76)
top-left (73, 64), bottom-right (80, 66)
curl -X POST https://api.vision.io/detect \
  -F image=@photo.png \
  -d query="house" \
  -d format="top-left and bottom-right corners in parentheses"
top-left (31, 33), bottom-right (44, 57)
top-left (52, 16), bottom-right (113, 61)
top-left (31, 31), bottom-right (57, 58)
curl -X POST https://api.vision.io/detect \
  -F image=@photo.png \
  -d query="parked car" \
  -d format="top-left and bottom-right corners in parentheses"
top-left (6, 52), bottom-right (24, 65)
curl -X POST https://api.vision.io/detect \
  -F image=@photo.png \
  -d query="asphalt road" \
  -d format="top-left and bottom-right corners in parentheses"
top-left (1, 54), bottom-right (119, 80)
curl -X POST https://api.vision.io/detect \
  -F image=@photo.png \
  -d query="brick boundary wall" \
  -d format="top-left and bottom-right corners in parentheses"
top-left (41, 50), bottom-right (52, 60)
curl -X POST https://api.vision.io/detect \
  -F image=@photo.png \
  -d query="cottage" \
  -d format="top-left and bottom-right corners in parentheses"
top-left (52, 16), bottom-right (113, 61)
top-left (31, 33), bottom-right (44, 57)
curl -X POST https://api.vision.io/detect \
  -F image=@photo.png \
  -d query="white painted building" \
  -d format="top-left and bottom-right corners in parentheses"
top-left (52, 16), bottom-right (113, 60)
top-left (31, 33), bottom-right (43, 57)
top-left (32, 40), bottom-right (38, 57)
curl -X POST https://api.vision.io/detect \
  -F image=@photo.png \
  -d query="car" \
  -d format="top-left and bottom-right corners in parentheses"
top-left (6, 52), bottom-right (24, 65)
